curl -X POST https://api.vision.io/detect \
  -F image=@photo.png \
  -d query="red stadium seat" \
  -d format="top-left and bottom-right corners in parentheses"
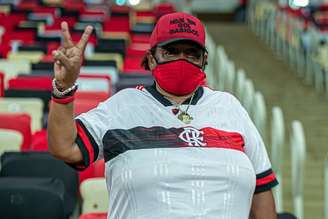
top-left (79, 212), bottom-right (107, 219)
top-left (103, 17), bottom-right (130, 32)
top-left (30, 129), bottom-right (48, 151)
top-left (2, 30), bottom-right (36, 45)
top-left (76, 91), bottom-right (110, 102)
top-left (8, 76), bottom-right (52, 91)
top-left (74, 98), bottom-right (100, 116)
top-left (93, 159), bottom-right (105, 178)
top-left (154, 3), bottom-right (176, 19)
top-left (110, 4), bottom-right (131, 15)
top-left (131, 33), bottom-right (150, 43)
top-left (79, 159), bottom-right (105, 184)
top-left (0, 72), bottom-right (4, 97)
top-left (74, 91), bottom-right (110, 116)
top-left (135, 11), bottom-right (155, 19)
top-left (123, 56), bottom-right (149, 74)
top-left (0, 13), bottom-right (26, 32)
top-left (0, 113), bottom-right (32, 151)
top-left (44, 17), bottom-right (77, 32)
top-left (63, 0), bottom-right (86, 11)
top-left (17, 1), bottom-right (40, 11)
top-left (33, 7), bottom-right (58, 15)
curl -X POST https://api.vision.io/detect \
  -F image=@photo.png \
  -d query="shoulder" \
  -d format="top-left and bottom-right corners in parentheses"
top-left (202, 86), bottom-right (241, 107)
top-left (107, 87), bottom-right (146, 101)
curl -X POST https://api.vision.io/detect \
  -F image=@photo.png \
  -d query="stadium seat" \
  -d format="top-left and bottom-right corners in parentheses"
top-left (30, 129), bottom-right (48, 151)
top-left (0, 59), bottom-right (31, 88)
top-left (80, 66), bottom-right (118, 85)
top-left (79, 159), bottom-right (105, 184)
top-left (0, 129), bottom-right (22, 156)
top-left (224, 60), bottom-right (236, 93)
top-left (0, 97), bottom-right (43, 132)
top-left (80, 177), bottom-right (109, 214)
top-left (86, 53), bottom-right (123, 71)
top-left (103, 16), bottom-right (130, 33)
top-left (277, 213), bottom-right (298, 219)
top-left (271, 106), bottom-right (285, 212)
top-left (4, 89), bottom-right (51, 114)
top-left (79, 212), bottom-right (107, 219)
top-left (76, 91), bottom-right (110, 103)
top-left (8, 75), bottom-right (52, 91)
top-left (241, 79), bottom-right (255, 114)
top-left (74, 98), bottom-right (101, 116)
top-left (0, 151), bottom-right (79, 217)
top-left (290, 120), bottom-right (306, 219)
top-left (130, 33), bottom-right (150, 44)
top-left (0, 112), bottom-right (32, 151)
top-left (123, 56), bottom-right (149, 74)
top-left (31, 60), bottom-right (55, 71)
top-left (115, 73), bottom-right (153, 92)
top-left (216, 46), bottom-right (228, 91)
top-left (252, 91), bottom-right (267, 141)
top-left (0, 71), bottom-right (4, 96)
top-left (0, 177), bottom-right (66, 219)
top-left (131, 22), bottom-right (155, 34)
top-left (77, 74), bottom-right (112, 95)
top-left (154, 2), bottom-right (176, 19)
top-left (133, 10), bottom-right (156, 24)
top-left (8, 51), bottom-right (44, 63)
top-left (235, 68), bottom-right (246, 101)
top-left (94, 38), bottom-right (126, 58)
top-left (101, 30), bottom-right (131, 44)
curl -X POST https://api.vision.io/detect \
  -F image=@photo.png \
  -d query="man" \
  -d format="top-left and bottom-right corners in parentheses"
top-left (48, 12), bottom-right (278, 219)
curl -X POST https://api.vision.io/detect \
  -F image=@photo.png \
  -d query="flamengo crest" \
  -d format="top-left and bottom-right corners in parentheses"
top-left (179, 127), bottom-right (206, 147)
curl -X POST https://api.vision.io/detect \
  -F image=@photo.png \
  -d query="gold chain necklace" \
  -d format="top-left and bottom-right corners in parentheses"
top-left (169, 93), bottom-right (195, 124)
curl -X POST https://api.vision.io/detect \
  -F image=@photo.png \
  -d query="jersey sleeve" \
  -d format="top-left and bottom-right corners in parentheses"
top-left (232, 96), bottom-right (278, 193)
top-left (68, 98), bottom-right (116, 171)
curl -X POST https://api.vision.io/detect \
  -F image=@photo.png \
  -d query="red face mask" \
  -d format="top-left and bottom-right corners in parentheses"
top-left (152, 59), bottom-right (206, 96)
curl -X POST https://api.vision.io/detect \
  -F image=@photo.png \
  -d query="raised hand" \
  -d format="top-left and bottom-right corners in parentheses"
top-left (52, 21), bottom-right (93, 90)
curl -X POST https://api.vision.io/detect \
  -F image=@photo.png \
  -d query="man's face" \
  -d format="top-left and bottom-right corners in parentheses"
top-left (148, 41), bottom-right (207, 70)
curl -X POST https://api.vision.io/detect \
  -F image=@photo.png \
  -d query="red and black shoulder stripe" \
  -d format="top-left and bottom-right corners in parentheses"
top-left (66, 119), bottom-right (99, 171)
top-left (255, 168), bottom-right (278, 193)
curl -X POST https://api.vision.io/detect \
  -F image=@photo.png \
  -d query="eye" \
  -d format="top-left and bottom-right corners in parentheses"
top-left (164, 47), bottom-right (180, 56)
top-left (185, 49), bottom-right (202, 59)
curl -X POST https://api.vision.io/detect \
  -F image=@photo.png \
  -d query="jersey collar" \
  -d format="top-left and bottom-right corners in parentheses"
top-left (145, 83), bottom-right (204, 107)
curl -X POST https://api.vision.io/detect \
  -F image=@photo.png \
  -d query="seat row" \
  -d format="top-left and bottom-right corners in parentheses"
top-left (249, 1), bottom-right (328, 96)
top-left (0, 151), bottom-right (108, 219)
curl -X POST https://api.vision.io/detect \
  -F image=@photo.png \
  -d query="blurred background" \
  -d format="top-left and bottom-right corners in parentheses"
top-left (0, 0), bottom-right (327, 219)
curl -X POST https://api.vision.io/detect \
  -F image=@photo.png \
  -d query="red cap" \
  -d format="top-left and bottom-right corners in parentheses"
top-left (150, 12), bottom-right (206, 49)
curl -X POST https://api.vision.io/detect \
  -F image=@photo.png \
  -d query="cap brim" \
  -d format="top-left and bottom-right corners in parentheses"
top-left (157, 38), bottom-right (206, 51)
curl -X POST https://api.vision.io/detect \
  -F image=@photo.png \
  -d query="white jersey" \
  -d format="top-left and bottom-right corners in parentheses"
top-left (73, 85), bottom-right (278, 219)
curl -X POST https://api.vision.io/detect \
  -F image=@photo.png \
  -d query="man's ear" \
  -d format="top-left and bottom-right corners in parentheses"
top-left (147, 52), bottom-right (157, 71)
top-left (202, 52), bottom-right (208, 70)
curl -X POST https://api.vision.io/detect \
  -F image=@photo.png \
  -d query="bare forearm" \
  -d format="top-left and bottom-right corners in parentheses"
top-left (250, 190), bottom-right (277, 219)
top-left (48, 101), bottom-right (80, 162)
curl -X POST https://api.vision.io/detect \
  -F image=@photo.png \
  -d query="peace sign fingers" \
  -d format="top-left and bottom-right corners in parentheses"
top-left (77, 25), bottom-right (93, 50)
top-left (61, 21), bottom-right (74, 48)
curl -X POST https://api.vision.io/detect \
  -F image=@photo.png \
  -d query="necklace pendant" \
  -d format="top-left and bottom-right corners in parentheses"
top-left (178, 112), bottom-right (193, 124)
top-left (172, 108), bottom-right (179, 115)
